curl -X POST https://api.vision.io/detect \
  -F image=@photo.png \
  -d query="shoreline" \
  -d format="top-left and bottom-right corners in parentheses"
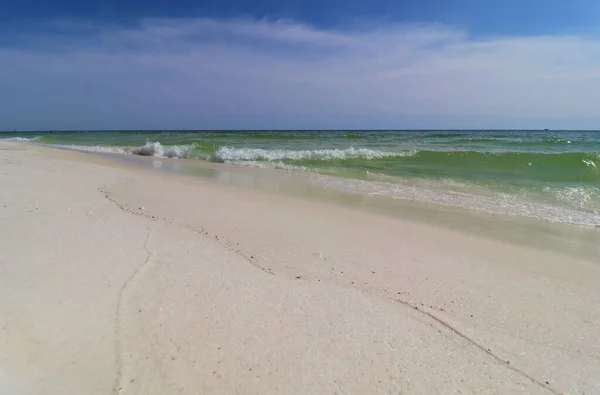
top-left (7, 133), bottom-right (600, 229)
top-left (48, 141), bottom-right (600, 263)
top-left (2, 140), bottom-right (600, 394)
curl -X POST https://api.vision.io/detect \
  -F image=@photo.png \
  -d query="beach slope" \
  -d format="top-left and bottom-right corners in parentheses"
top-left (1, 141), bottom-right (599, 395)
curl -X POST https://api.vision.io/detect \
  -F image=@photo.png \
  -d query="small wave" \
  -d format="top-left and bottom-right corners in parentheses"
top-left (214, 146), bottom-right (415, 162)
top-left (41, 141), bottom-right (199, 159)
top-left (507, 138), bottom-right (575, 146)
top-left (129, 142), bottom-right (197, 159)
top-left (547, 186), bottom-right (600, 212)
top-left (1, 137), bottom-right (35, 142)
top-left (427, 132), bottom-right (462, 138)
top-left (402, 150), bottom-right (600, 176)
top-left (50, 144), bottom-right (128, 154)
top-left (228, 160), bottom-right (312, 172)
top-left (129, 142), bottom-right (159, 156)
top-left (432, 137), bottom-right (576, 146)
top-left (582, 159), bottom-right (597, 169)
top-left (303, 174), bottom-right (600, 227)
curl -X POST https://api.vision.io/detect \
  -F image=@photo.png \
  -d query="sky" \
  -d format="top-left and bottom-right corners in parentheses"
top-left (1, 0), bottom-right (600, 130)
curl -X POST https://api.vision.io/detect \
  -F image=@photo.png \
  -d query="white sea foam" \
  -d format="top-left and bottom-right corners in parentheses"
top-left (1, 137), bottom-right (34, 142)
top-left (130, 142), bottom-right (197, 159)
top-left (36, 141), bottom-right (414, 163)
top-left (50, 144), bottom-right (128, 154)
top-left (548, 186), bottom-right (600, 212)
top-left (131, 142), bottom-right (162, 156)
top-left (214, 146), bottom-right (415, 162)
top-left (582, 158), bottom-right (597, 168)
top-left (52, 141), bottom-right (196, 159)
top-left (298, 173), bottom-right (600, 227)
top-left (228, 160), bottom-right (312, 172)
top-left (163, 144), bottom-right (196, 159)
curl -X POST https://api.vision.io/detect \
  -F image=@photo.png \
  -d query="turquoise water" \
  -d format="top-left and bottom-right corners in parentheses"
top-left (3, 130), bottom-right (600, 226)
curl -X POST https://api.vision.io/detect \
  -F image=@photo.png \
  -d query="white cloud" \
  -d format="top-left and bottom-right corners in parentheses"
top-left (1, 18), bottom-right (600, 129)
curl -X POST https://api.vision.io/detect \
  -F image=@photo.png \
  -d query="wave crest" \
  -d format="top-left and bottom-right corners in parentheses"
top-left (129, 142), bottom-right (196, 158)
top-left (1, 137), bottom-right (36, 142)
top-left (50, 144), bottom-right (128, 154)
top-left (214, 146), bottom-right (415, 161)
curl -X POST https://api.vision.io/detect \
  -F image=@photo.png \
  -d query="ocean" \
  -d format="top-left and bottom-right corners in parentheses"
top-left (3, 130), bottom-right (600, 227)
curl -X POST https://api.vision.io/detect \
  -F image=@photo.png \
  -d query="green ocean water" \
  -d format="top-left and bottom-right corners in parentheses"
top-left (3, 130), bottom-right (600, 226)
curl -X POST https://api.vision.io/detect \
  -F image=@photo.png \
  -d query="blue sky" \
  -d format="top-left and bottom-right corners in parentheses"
top-left (1, 0), bottom-right (600, 129)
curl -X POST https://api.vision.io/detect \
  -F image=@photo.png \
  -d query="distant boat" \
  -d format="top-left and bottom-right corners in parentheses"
top-left (544, 128), bottom-right (549, 131)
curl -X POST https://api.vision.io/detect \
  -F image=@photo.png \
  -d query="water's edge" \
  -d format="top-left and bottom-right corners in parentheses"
top-left (88, 148), bottom-right (600, 263)
top-left (5, 130), bottom-right (599, 228)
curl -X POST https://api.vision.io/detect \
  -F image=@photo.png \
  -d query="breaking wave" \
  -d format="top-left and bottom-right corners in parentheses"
top-left (1, 137), bottom-right (38, 142)
top-left (213, 146), bottom-right (415, 161)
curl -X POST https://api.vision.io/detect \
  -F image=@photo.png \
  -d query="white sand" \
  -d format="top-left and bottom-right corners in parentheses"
top-left (1, 141), bottom-right (600, 395)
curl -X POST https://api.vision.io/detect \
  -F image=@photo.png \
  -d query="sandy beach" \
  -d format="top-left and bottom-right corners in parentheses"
top-left (1, 140), bottom-right (600, 395)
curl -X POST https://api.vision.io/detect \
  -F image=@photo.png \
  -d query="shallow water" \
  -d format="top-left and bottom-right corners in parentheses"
top-left (3, 129), bottom-right (600, 227)
top-left (97, 151), bottom-right (600, 263)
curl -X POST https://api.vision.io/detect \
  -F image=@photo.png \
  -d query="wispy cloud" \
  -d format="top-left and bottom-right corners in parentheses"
top-left (1, 18), bottom-right (600, 129)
